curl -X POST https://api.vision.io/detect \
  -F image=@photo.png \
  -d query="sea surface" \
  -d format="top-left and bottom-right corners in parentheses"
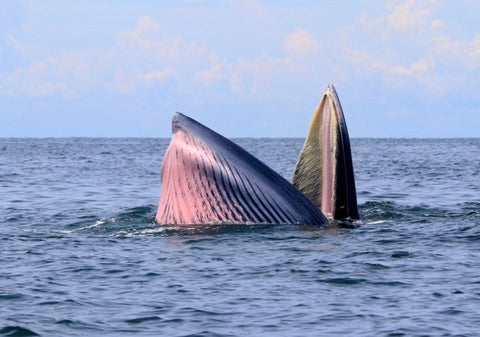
top-left (1, 138), bottom-right (479, 337)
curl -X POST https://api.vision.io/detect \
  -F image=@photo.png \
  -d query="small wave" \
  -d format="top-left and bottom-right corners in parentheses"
top-left (460, 201), bottom-right (480, 216)
top-left (359, 200), bottom-right (477, 224)
top-left (59, 218), bottom-right (110, 234)
top-left (119, 223), bottom-right (277, 237)
top-left (180, 331), bottom-right (230, 337)
top-left (318, 277), bottom-right (367, 285)
top-left (61, 213), bottom-right (360, 237)
top-left (117, 222), bottom-right (347, 238)
top-left (0, 326), bottom-right (39, 336)
top-left (390, 250), bottom-right (413, 258)
top-left (117, 205), bottom-right (156, 220)
top-left (60, 204), bottom-right (157, 235)
top-left (365, 220), bottom-right (389, 225)
top-left (0, 293), bottom-right (27, 300)
top-left (360, 201), bottom-right (408, 221)
top-left (58, 200), bottom-right (477, 237)
top-left (124, 316), bottom-right (162, 324)
top-left (116, 226), bottom-right (167, 237)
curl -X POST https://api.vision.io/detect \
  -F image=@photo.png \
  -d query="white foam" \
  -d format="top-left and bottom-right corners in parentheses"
top-left (59, 218), bottom-right (107, 234)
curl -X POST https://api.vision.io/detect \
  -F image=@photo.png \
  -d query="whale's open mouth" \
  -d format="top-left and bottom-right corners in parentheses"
top-left (156, 84), bottom-right (358, 226)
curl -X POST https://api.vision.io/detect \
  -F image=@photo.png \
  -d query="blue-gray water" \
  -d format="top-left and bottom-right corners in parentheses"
top-left (1, 138), bottom-right (479, 337)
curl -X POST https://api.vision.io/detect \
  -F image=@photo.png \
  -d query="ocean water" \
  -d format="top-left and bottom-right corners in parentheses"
top-left (1, 137), bottom-right (479, 337)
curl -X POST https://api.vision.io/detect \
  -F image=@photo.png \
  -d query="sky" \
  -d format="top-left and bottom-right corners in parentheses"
top-left (1, 0), bottom-right (479, 138)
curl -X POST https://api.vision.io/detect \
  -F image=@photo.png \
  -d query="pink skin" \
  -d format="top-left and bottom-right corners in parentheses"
top-left (155, 128), bottom-right (243, 225)
top-left (321, 99), bottom-right (334, 217)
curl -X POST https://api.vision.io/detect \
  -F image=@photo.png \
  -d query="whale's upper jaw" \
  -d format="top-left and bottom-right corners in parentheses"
top-left (156, 112), bottom-right (328, 226)
top-left (293, 84), bottom-right (359, 220)
top-left (172, 112), bottom-right (200, 134)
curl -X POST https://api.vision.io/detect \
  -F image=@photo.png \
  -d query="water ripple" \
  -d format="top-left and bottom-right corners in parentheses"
top-left (0, 326), bottom-right (39, 337)
top-left (1, 138), bottom-right (479, 337)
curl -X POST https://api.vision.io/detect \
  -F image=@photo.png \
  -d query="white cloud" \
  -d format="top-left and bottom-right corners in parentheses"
top-left (284, 28), bottom-right (321, 56)
top-left (142, 68), bottom-right (175, 83)
top-left (1, 15), bottom-right (219, 96)
top-left (351, 50), bottom-right (435, 78)
top-left (194, 63), bottom-right (225, 86)
top-left (2, 52), bottom-right (91, 97)
top-left (3, 3), bottom-right (479, 107)
top-left (389, 57), bottom-right (435, 76)
top-left (434, 35), bottom-right (462, 55)
top-left (114, 16), bottom-right (207, 65)
top-left (229, 56), bottom-right (294, 98)
top-left (431, 19), bottom-right (443, 29)
top-left (433, 33), bottom-right (480, 68)
top-left (349, 43), bottom-right (444, 95)
top-left (387, 0), bottom-right (433, 33)
top-left (5, 35), bottom-right (28, 58)
top-left (355, 0), bottom-right (440, 41)
top-left (345, 0), bottom-right (480, 96)
top-left (109, 67), bottom-right (176, 94)
top-left (109, 16), bottom-right (219, 93)
top-left (468, 34), bottom-right (480, 61)
top-left (226, 28), bottom-right (328, 99)
top-left (350, 50), bottom-right (386, 73)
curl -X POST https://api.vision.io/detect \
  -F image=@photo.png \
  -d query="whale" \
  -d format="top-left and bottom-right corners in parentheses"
top-left (155, 84), bottom-right (358, 226)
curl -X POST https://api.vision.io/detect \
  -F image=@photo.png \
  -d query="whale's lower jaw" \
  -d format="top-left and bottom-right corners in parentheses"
top-left (293, 84), bottom-right (359, 220)
top-left (155, 112), bottom-right (328, 226)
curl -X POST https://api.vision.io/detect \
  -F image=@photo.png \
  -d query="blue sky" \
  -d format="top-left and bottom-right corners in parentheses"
top-left (1, 0), bottom-right (479, 137)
